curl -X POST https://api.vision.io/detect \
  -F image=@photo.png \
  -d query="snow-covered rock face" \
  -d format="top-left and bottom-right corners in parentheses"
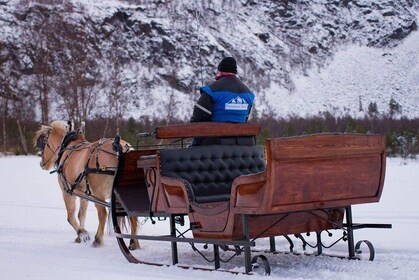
top-left (0, 0), bottom-right (418, 120)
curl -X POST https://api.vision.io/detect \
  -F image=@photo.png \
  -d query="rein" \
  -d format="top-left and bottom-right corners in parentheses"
top-left (40, 130), bottom-right (60, 168)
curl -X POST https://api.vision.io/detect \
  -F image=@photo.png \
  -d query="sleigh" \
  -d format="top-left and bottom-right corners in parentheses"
top-left (110, 123), bottom-right (391, 275)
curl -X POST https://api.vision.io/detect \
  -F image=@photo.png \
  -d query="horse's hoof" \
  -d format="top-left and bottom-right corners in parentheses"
top-left (80, 233), bottom-right (90, 242)
top-left (75, 237), bottom-right (81, 243)
top-left (77, 229), bottom-right (90, 243)
top-left (129, 240), bottom-right (141, 250)
top-left (92, 239), bottom-right (103, 248)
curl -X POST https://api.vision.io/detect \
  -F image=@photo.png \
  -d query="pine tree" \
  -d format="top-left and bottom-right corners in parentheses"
top-left (368, 102), bottom-right (378, 115)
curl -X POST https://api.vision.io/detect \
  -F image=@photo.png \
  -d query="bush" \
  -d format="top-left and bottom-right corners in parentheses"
top-left (3, 113), bottom-right (419, 157)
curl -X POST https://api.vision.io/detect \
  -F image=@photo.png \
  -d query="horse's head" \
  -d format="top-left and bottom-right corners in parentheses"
top-left (33, 120), bottom-right (73, 170)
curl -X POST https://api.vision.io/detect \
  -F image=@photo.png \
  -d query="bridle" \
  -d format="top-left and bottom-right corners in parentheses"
top-left (39, 129), bottom-right (60, 168)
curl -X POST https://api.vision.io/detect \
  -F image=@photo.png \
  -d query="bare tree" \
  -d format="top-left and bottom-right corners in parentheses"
top-left (11, 90), bottom-right (35, 155)
top-left (54, 20), bottom-right (102, 126)
top-left (0, 41), bottom-right (22, 153)
top-left (104, 55), bottom-right (138, 135)
top-left (0, 97), bottom-right (9, 153)
top-left (165, 89), bottom-right (178, 125)
top-left (0, 47), bottom-right (34, 154)
top-left (0, 42), bottom-right (20, 100)
top-left (20, 14), bottom-right (57, 124)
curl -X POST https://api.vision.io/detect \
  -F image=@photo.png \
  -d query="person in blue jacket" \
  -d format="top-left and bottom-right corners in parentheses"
top-left (190, 57), bottom-right (255, 145)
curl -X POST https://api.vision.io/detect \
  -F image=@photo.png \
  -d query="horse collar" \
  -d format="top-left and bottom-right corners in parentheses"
top-left (54, 131), bottom-right (80, 168)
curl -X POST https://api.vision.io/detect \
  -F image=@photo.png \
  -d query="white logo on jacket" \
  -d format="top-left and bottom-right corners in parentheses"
top-left (225, 97), bottom-right (248, 110)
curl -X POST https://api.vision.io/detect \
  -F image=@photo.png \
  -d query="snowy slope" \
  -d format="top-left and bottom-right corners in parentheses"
top-left (1, 0), bottom-right (418, 121)
top-left (264, 23), bottom-right (419, 119)
top-left (1, 155), bottom-right (419, 279)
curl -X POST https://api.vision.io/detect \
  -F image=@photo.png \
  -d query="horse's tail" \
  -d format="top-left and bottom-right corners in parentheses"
top-left (107, 211), bottom-right (126, 234)
top-left (107, 212), bottom-right (139, 235)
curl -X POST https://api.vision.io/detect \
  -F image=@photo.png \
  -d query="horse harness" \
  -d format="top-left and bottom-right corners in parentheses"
top-left (51, 131), bottom-right (121, 205)
top-left (38, 129), bottom-right (60, 169)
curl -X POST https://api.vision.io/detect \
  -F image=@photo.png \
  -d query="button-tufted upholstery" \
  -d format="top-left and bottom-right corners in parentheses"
top-left (159, 145), bottom-right (266, 204)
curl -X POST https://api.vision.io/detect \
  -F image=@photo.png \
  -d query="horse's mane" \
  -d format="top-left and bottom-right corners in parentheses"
top-left (33, 125), bottom-right (51, 147)
top-left (51, 120), bottom-right (69, 134)
top-left (33, 121), bottom-right (86, 147)
top-left (51, 120), bottom-right (86, 141)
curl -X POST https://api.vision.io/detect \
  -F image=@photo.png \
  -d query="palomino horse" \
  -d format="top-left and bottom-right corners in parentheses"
top-left (34, 120), bottom-right (139, 249)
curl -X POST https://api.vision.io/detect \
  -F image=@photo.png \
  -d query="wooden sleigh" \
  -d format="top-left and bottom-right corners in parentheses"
top-left (110, 123), bottom-right (391, 275)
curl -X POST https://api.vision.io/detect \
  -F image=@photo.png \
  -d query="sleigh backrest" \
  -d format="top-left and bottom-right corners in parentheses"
top-left (158, 145), bottom-right (266, 203)
top-left (264, 133), bottom-right (386, 213)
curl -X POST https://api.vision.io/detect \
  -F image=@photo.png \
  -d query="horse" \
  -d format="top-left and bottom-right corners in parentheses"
top-left (33, 120), bottom-right (140, 249)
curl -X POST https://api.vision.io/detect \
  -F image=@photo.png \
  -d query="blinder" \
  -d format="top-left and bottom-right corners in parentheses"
top-left (36, 129), bottom-right (52, 160)
top-left (36, 134), bottom-right (46, 152)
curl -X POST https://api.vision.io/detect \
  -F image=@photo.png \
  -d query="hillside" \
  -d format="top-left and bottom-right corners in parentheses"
top-left (0, 0), bottom-right (418, 121)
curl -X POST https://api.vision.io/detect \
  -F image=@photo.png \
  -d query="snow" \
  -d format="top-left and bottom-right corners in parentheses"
top-left (2, 1), bottom-right (418, 121)
top-left (1, 155), bottom-right (419, 279)
top-left (263, 24), bottom-right (419, 119)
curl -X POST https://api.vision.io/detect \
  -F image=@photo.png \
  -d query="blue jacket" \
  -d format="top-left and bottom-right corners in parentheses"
top-left (191, 75), bottom-right (255, 123)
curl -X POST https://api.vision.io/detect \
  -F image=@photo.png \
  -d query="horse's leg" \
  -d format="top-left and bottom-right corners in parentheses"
top-left (93, 204), bottom-right (107, 247)
top-left (60, 186), bottom-right (86, 243)
top-left (77, 198), bottom-right (90, 242)
top-left (129, 217), bottom-right (140, 250)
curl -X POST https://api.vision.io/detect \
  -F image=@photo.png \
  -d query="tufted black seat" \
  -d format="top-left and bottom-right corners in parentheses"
top-left (158, 145), bottom-right (266, 204)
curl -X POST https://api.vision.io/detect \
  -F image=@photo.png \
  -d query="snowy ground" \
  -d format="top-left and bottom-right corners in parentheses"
top-left (0, 155), bottom-right (418, 279)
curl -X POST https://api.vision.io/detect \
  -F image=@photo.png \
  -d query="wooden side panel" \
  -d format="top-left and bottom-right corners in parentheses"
top-left (190, 202), bottom-right (231, 238)
top-left (271, 155), bottom-right (382, 205)
top-left (266, 134), bottom-right (386, 212)
top-left (119, 151), bottom-right (147, 185)
top-left (231, 209), bottom-right (344, 240)
top-left (231, 171), bottom-right (268, 213)
top-left (194, 208), bottom-right (344, 240)
top-left (159, 176), bottom-right (190, 214)
top-left (270, 133), bottom-right (384, 160)
top-left (114, 149), bottom-right (158, 215)
top-left (155, 122), bottom-right (261, 139)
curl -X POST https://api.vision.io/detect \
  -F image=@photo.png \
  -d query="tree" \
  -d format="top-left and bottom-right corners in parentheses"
top-left (122, 116), bottom-right (138, 145)
top-left (368, 101), bottom-right (378, 116)
top-left (165, 89), bottom-right (179, 124)
top-left (0, 97), bottom-right (9, 153)
top-left (54, 19), bottom-right (102, 126)
top-left (20, 11), bottom-right (58, 124)
top-left (103, 55), bottom-right (138, 135)
top-left (389, 98), bottom-right (401, 117)
top-left (0, 41), bottom-right (24, 153)
top-left (10, 89), bottom-right (36, 155)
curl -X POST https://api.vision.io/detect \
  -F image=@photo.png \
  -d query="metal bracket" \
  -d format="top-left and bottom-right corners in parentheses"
top-left (251, 255), bottom-right (271, 276)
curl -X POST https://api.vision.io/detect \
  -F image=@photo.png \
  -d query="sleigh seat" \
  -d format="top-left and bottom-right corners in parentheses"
top-left (158, 144), bottom-right (266, 204)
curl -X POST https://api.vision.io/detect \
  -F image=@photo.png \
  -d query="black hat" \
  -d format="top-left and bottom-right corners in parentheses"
top-left (217, 57), bottom-right (237, 74)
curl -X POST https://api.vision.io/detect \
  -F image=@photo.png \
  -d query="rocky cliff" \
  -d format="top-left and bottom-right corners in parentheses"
top-left (0, 0), bottom-right (418, 120)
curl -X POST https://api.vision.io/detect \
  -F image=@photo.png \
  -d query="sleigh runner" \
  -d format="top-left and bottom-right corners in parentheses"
top-left (109, 122), bottom-right (391, 275)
